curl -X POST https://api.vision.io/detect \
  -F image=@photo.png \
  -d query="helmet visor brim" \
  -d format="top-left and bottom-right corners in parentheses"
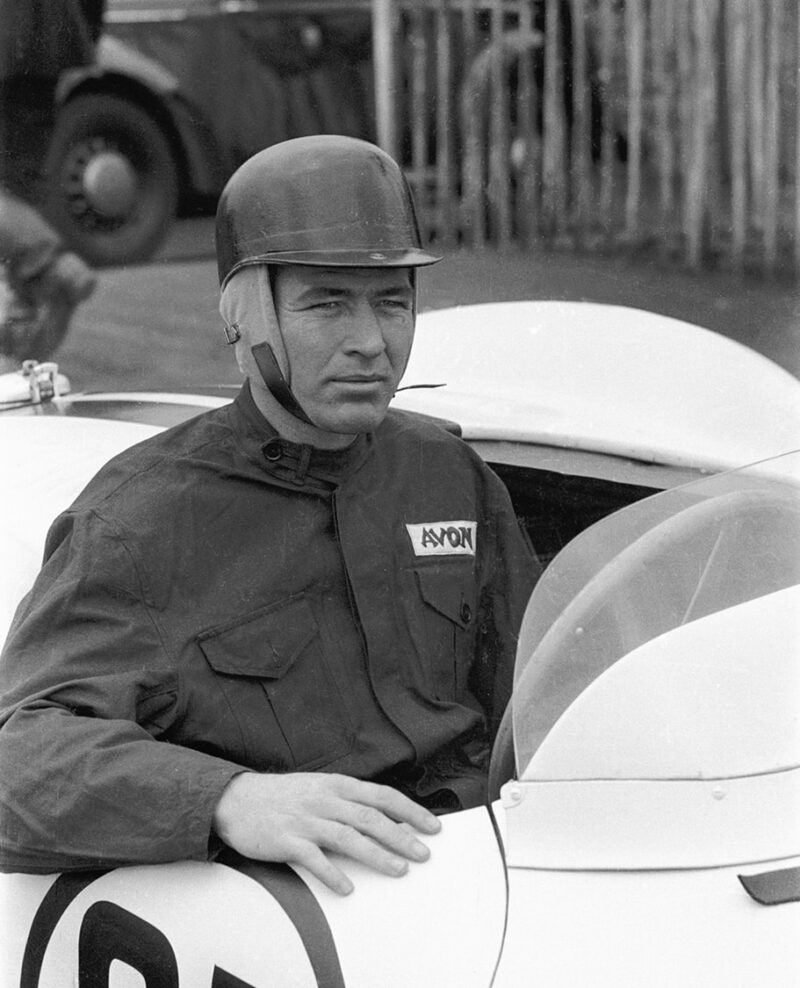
top-left (221, 247), bottom-right (441, 289)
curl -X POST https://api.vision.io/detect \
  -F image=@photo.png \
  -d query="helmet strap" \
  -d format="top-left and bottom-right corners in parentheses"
top-left (250, 341), bottom-right (314, 425)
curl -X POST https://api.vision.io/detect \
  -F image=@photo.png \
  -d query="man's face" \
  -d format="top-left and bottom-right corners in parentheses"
top-left (272, 265), bottom-right (415, 434)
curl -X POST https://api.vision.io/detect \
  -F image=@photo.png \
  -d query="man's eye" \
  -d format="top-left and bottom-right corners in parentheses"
top-left (380, 298), bottom-right (411, 310)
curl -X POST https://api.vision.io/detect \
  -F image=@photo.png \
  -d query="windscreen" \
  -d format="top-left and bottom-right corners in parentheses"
top-left (512, 450), bottom-right (800, 777)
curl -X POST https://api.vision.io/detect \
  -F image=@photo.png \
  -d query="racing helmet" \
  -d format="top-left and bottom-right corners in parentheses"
top-left (215, 135), bottom-right (441, 288)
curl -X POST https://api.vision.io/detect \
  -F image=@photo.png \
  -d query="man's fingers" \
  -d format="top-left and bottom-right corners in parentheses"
top-left (290, 840), bottom-right (355, 896)
top-left (335, 802), bottom-right (431, 863)
top-left (335, 777), bottom-right (442, 835)
top-left (212, 772), bottom-right (444, 894)
top-left (317, 820), bottom-right (412, 879)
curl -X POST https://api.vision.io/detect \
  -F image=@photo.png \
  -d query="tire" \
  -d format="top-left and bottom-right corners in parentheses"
top-left (45, 93), bottom-right (180, 267)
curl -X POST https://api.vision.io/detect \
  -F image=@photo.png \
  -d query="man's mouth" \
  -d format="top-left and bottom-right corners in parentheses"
top-left (333, 374), bottom-right (387, 384)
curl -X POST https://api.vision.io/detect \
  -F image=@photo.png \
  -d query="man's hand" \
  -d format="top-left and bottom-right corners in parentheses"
top-left (212, 772), bottom-right (442, 895)
top-left (42, 251), bottom-right (97, 306)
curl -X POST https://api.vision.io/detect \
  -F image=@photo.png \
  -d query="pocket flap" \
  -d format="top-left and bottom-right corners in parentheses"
top-left (198, 597), bottom-right (318, 679)
top-left (415, 568), bottom-right (474, 629)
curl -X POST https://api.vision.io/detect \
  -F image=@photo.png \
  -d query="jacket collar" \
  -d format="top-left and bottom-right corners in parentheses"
top-left (230, 382), bottom-right (372, 489)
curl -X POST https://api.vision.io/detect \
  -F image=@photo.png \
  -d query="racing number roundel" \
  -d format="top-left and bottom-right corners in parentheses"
top-left (19, 860), bottom-right (341, 987)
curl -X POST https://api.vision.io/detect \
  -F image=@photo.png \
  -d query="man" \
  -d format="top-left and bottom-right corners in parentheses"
top-left (0, 191), bottom-right (96, 369)
top-left (0, 136), bottom-right (538, 895)
top-left (0, 0), bottom-right (104, 365)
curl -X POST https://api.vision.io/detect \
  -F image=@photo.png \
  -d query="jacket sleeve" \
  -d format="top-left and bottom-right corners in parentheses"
top-left (470, 471), bottom-right (542, 737)
top-left (0, 508), bottom-right (242, 874)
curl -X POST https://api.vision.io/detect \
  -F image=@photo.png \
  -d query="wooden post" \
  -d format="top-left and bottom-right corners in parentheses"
top-left (488, 0), bottom-right (511, 246)
top-left (461, 0), bottom-right (486, 247)
top-left (435, 1), bottom-right (455, 245)
top-left (748, 0), bottom-right (766, 231)
top-left (690, 0), bottom-right (719, 270)
top-left (410, 8), bottom-right (429, 177)
top-left (650, 0), bottom-right (675, 239)
top-left (372, 0), bottom-right (398, 160)
top-left (763, 0), bottom-right (782, 274)
top-left (796, 0), bottom-right (800, 273)
top-left (516, 0), bottom-right (539, 246)
top-left (409, 7), bottom-right (430, 237)
top-left (542, 0), bottom-right (566, 240)
top-left (598, 0), bottom-right (615, 236)
top-left (624, 0), bottom-right (644, 243)
top-left (675, 0), bottom-right (692, 212)
top-left (726, 0), bottom-right (748, 270)
top-left (570, 0), bottom-right (591, 242)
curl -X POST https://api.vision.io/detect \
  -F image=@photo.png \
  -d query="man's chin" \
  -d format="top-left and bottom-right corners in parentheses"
top-left (310, 401), bottom-right (391, 435)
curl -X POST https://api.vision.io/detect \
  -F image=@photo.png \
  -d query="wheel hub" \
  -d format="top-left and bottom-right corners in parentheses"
top-left (81, 151), bottom-right (139, 219)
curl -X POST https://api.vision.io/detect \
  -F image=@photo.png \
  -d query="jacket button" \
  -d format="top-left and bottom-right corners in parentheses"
top-left (263, 439), bottom-right (282, 461)
top-left (460, 602), bottom-right (472, 624)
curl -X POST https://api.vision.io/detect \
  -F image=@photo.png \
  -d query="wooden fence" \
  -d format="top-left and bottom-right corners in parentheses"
top-left (374, 0), bottom-right (799, 275)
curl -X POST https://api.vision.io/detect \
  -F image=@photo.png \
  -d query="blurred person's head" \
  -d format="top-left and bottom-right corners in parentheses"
top-left (216, 136), bottom-right (439, 447)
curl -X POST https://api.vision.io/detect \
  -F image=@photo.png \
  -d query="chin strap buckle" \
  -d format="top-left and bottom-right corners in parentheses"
top-left (222, 322), bottom-right (241, 344)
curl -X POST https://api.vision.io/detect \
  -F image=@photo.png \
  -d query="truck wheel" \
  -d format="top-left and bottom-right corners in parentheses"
top-left (46, 93), bottom-right (180, 267)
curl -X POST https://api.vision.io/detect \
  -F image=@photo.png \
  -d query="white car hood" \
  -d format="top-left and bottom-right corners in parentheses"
top-left (396, 302), bottom-right (800, 471)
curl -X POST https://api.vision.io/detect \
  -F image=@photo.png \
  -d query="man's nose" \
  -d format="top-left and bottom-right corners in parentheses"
top-left (345, 301), bottom-right (387, 357)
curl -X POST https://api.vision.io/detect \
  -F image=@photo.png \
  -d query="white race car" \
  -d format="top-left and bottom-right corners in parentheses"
top-left (1, 302), bottom-right (799, 986)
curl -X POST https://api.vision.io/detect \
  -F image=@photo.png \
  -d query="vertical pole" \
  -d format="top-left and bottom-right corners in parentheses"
top-left (763, 0), bottom-right (782, 275)
top-left (675, 0), bottom-right (692, 194)
top-left (624, 0), bottom-right (644, 244)
top-left (685, 0), bottom-right (717, 270)
top-left (436, 1), bottom-right (454, 245)
top-left (516, 0), bottom-right (539, 246)
top-left (461, 0), bottom-right (486, 247)
top-left (570, 0), bottom-right (590, 243)
top-left (542, 0), bottom-right (566, 241)
top-left (488, 0), bottom-right (511, 246)
top-left (598, 0), bottom-right (615, 237)
top-left (796, 0), bottom-right (800, 273)
top-left (727, 0), bottom-right (748, 270)
top-left (373, 0), bottom-right (398, 160)
top-left (651, 0), bottom-right (675, 236)
top-left (748, 0), bottom-right (765, 232)
top-left (409, 7), bottom-right (430, 237)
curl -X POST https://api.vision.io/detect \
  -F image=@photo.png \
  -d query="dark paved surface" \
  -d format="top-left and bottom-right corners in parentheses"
top-left (55, 217), bottom-right (799, 393)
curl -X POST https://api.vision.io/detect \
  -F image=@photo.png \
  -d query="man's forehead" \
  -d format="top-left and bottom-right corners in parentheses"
top-left (274, 264), bottom-right (413, 295)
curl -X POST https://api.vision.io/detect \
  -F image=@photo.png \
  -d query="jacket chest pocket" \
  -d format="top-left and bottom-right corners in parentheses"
top-left (197, 596), bottom-right (354, 771)
top-left (409, 567), bottom-right (477, 702)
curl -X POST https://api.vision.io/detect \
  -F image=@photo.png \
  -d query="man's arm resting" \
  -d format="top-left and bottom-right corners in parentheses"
top-left (212, 771), bottom-right (441, 896)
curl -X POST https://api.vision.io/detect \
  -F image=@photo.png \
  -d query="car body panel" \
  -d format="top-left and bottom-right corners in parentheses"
top-left (0, 806), bottom-right (506, 988)
top-left (493, 855), bottom-right (800, 988)
top-left (1, 303), bottom-right (798, 984)
top-left (396, 302), bottom-right (800, 472)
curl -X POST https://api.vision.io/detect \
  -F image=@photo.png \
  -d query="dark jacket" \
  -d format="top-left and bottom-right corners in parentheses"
top-left (0, 385), bottom-right (538, 873)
